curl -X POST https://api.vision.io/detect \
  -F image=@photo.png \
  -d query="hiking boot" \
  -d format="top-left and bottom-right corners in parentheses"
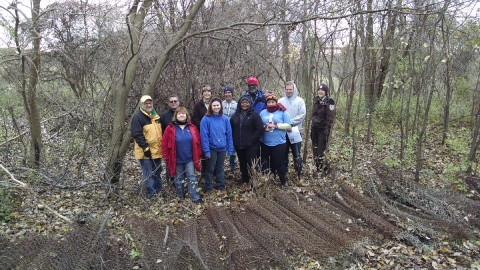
top-left (218, 189), bottom-right (228, 195)
top-left (192, 198), bottom-right (203, 204)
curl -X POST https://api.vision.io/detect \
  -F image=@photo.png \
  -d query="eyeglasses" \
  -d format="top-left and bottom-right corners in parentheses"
top-left (169, 100), bottom-right (178, 103)
top-left (248, 84), bottom-right (257, 87)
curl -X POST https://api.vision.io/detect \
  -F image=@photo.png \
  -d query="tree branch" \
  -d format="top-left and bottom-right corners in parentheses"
top-left (0, 164), bottom-right (73, 224)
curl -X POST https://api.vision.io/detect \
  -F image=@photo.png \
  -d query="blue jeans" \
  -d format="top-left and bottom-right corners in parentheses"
top-left (284, 139), bottom-right (303, 177)
top-left (139, 158), bottom-right (162, 198)
top-left (204, 149), bottom-right (227, 191)
top-left (229, 151), bottom-right (238, 169)
top-left (174, 161), bottom-right (200, 201)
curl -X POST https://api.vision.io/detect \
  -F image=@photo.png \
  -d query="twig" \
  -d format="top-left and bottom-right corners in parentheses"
top-left (0, 164), bottom-right (27, 188)
top-left (163, 225), bottom-right (169, 246)
top-left (0, 113), bottom-right (69, 147)
top-left (335, 191), bottom-right (351, 208)
top-left (91, 207), bottom-right (112, 252)
top-left (0, 163), bottom-right (73, 223)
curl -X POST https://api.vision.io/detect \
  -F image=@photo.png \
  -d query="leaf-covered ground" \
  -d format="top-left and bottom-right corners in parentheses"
top-left (2, 127), bottom-right (480, 269)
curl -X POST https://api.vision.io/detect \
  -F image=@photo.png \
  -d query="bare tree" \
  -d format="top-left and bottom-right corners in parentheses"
top-left (5, 0), bottom-right (43, 168)
top-left (104, 0), bottom-right (206, 184)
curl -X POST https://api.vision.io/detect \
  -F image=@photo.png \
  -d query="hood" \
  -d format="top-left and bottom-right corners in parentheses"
top-left (235, 96), bottom-right (254, 113)
top-left (284, 81), bottom-right (299, 100)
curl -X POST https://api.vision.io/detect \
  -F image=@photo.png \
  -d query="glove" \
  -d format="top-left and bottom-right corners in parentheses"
top-left (144, 149), bottom-right (152, 158)
top-left (324, 129), bottom-right (330, 135)
top-left (266, 122), bottom-right (276, 131)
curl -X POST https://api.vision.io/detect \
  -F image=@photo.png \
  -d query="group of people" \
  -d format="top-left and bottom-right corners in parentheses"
top-left (130, 77), bottom-right (336, 202)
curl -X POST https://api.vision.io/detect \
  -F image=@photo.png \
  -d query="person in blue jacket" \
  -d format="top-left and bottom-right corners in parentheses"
top-left (259, 93), bottom-right (292, 187)
top-left (200, 97), bottom-right (234, 194)
top-left (242, 76), bottom-right (266, 113)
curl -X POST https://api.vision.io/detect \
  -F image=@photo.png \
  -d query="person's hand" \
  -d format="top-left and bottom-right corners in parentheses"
top-left (144, 149), bottom-right (152, 158)
top-left (287, 128), bottom-right (292, 132)
top-left (267, 122), bottom-right (276, 129)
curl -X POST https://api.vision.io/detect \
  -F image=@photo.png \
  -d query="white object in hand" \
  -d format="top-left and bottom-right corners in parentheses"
top-left (268, 113), bottom-right (274, 132)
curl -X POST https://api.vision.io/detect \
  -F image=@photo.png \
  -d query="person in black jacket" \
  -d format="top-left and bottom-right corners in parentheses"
top-left (230, 96), bottom-right (264, 184)
top-left (160, 94), bottom-right (180, 133)
top-left (311, 84), bottom-right (336, 176)
top-left (159, 94), bottom-right (181, 183)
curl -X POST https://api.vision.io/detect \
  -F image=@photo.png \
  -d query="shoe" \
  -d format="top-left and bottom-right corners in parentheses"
top-left (281, 182), bottom-right (287, 188)
top-left (218, 189), bottom-right (228, 195)
top-left (192, 198), bottom-right (203, 204)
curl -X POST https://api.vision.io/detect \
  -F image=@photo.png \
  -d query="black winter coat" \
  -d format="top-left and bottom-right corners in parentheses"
top-left (311, 96), bottom-right (336, 131)
top-left (230, 108), bottom-right (264, 149)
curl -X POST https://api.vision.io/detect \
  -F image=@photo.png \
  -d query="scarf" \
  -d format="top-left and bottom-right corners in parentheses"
top-left (176, 120), bottom-right (187, 125)
top-left (266, 103), bottom-right (287, 113)
top-left (141, 108), bottom-right (158, 117)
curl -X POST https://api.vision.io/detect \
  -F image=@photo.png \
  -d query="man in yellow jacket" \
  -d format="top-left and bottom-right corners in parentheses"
top-left (131, 95), bottom-right (163, 198)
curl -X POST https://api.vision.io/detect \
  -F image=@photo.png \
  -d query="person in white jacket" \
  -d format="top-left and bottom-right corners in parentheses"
top-left (278, 81), bottom-right (306, 183)
top-left (222, 86), bottom-right (238, 170)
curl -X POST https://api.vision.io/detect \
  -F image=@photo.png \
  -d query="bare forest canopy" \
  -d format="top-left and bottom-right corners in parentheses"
top-left (2, 0), bottom-right (480, 268)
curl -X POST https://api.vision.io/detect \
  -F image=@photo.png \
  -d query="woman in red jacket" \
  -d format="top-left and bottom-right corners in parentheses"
top-left (162, 107), bottom-right (203, 203)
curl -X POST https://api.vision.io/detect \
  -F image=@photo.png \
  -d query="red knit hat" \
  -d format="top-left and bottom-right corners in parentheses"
top-left (247, 76), bottom-right (259, 86)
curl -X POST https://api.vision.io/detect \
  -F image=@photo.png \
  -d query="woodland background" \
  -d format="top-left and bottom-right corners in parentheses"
top-left (2, 0), bottom-right (480, 268)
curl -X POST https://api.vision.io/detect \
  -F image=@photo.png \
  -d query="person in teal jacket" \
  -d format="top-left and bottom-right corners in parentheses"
top-left (259, 93), bottom-right (292, 187)
top-left (200, 97), bottom-right (234, 193)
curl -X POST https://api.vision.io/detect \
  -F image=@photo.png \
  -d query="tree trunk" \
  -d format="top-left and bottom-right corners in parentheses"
top-left (104, 0), bottom-right (206, 184)
top-left (280, 0), bottom-right (290, 81)
top-left (18, 0), bottom-right (42, 168)
top-left (441, 18), bottom-right (452, 145)
top-left (344, 22), bottom-right (359, 137)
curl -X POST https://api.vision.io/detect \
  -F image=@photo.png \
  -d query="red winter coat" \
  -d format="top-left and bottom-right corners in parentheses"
top-left (161, 122), bottom-right (202, 176)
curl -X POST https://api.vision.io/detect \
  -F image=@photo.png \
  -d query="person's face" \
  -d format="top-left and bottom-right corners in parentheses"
top-left (240, 100), bottom-right (250, 111)
top-left (224, 91), bottom-right (233, 101)
top-left (285, 84), bottom-right (294, 97)
top-left (248, 84), bottom-right (257, 93)
top-left (176, 112), bottom-right (187, 122)
top-left (142, 100), bottom-right (153, 113)
top-left (203, 90), bottom-right (212, 100)
top-left (267, 100), bottom-right (276, 106)
top-left (211, 101), bottom-right (221, 114)
top-left (317, 89), bottom-right (326, 98)
top-left (168, 97), bottom-right (179, 109)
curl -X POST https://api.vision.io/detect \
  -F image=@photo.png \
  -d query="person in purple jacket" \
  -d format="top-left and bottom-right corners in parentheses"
top-left (200, 97), bottom-right (234, 194)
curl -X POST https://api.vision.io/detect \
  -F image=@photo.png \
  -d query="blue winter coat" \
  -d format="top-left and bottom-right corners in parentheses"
top-left (200, 113), bottom-right (234, 157)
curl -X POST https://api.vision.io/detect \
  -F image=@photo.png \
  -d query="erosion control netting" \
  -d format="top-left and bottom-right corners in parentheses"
top-left (2, 163), bottom-right (480, 269)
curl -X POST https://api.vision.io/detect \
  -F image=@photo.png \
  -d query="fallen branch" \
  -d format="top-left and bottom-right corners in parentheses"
top-left (0, 163), bottom-right (73, 224)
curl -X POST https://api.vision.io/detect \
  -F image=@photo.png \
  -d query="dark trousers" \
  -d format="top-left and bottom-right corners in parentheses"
top-left (311, 128), bottom-right (329, 171)
top-left (284, 136), bottom-right (303, 177)
top-left (261, 142), bottom-right (287, 184)
top-left (236, 146), bottom-right (260, 183)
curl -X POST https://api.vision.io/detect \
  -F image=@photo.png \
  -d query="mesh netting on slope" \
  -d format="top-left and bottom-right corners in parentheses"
top-left (2, 164), bottom-right (480, 269)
